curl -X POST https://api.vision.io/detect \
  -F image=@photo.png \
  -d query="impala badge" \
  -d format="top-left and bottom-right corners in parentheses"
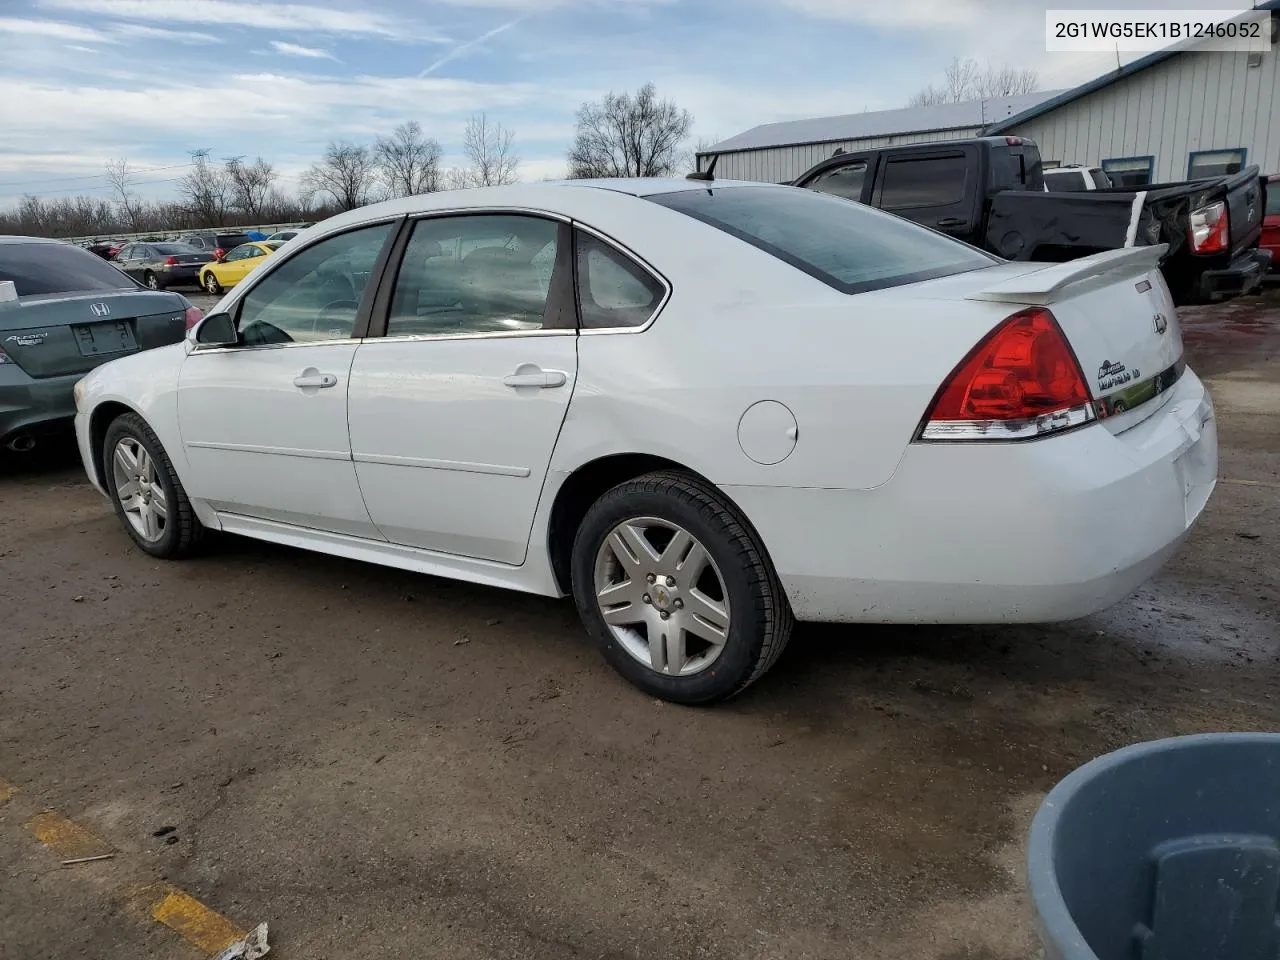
top-left (1153, 312), bottom-right (1168, 335)
top-left (89, 302), bottom-right (110, 318)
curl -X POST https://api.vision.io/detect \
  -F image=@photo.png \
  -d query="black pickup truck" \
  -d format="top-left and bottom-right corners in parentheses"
top-left (791, 136), bottom-right (1270, 305)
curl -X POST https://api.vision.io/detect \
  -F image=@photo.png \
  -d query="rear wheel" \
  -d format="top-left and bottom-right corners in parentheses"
top-left (203, 272), bottom-right (222, 295)
top-left (570, 470), bottom-right (792, 704)
top-left (103, 413), bottom-right (203, 559)
top-left (144, 271), bottom-right (161, 290)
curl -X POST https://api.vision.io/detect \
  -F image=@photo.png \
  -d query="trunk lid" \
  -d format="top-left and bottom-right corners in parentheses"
top-left (0, 290), bottom-right (188, 378)
top-left (911, 247), bottom-right (1184, 429)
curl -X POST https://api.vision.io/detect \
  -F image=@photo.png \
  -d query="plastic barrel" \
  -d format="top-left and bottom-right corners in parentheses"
top-left (1027, 734), bottom-right (1280, 960)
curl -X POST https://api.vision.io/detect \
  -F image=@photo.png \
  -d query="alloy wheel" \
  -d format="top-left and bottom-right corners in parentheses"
top-left (593, 516), bottom-right (731, 677)
top-left (111, 437), bottom-right (167, 543)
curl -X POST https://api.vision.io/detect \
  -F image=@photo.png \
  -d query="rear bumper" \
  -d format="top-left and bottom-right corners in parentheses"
top-left (727, 369), bottom-right (1217, 624)
top-left (1198, 249), bottom-right (1271, 301)
top-left (154, 266), bottom-right (204, 288)
top-left (0, 364), bottom-right (79, 446)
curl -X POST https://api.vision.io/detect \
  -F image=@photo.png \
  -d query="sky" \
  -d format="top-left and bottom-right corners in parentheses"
top-left (0, 0), bottom-right (1263, 206)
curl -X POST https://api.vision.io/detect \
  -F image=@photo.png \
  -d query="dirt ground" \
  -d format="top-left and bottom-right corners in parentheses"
top-left (1, 290), bottom-right (1277, 960)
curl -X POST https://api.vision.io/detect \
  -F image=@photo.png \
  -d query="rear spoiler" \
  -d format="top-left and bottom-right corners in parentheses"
top-left (966, 245), bottom-right (1168, 305)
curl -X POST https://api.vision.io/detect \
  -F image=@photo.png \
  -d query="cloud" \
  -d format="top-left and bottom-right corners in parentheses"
top-left (113, 23), bottom-right (223, 44)
top-left (779, 0), bottom-right (985, 29)
top-left (420, 16), bottom-right (524, 77)
top-left (270, 40), bottom-right (339, 60)
top-left (0, 16), bottom-right (110, 42)
top-left (37, 0), bottom-right (449, 41)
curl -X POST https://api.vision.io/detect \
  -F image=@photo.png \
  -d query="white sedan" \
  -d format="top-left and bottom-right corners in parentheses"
top-left (73, 179), bottom-right (1217, 703)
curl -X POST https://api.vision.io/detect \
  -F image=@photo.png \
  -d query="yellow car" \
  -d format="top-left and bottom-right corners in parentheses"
top-left (199, 241), bottom-right (282, 295)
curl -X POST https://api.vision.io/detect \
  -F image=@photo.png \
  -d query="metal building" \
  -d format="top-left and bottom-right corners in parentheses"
top-left (696, 91), bottom-right (1061, 183)
top-left (700, 0), bottom-right (1279, 187)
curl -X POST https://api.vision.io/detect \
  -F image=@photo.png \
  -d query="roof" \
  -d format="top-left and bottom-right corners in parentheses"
top-left (700, 90), bottom-right (1066, 156)
top-left (0, 235), bottom-right (59, 245)
top-left (987, 0), bottom-right (1280, 133)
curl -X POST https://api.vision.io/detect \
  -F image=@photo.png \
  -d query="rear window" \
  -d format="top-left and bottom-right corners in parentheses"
top-left (152, 243), bottom-right (198, 255)
top-left (0, 242), bottom-right (136, 296)
top-left (648, 186), bottom-right (995, 294)
top-left (1044, 170), bottom-right (1089, 191)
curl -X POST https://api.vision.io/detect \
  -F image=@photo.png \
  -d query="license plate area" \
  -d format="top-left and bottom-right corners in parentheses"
top-left (72, 320), bottom-right (137, 357)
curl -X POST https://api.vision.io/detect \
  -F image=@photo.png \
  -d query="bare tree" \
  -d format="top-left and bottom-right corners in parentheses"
top-left (462, 113), bottom-right (519, 187)
top-left (301, 141), bottom-right (379, 211)
top-left (225, 156), bottom-right (277, 220)
top-left (442, 167), bottom-right (474, 190)
top-left (568, 83), bottom-right (693, 179)
top-left (376, 121), bottom-right (443, 198)
top-left (104, 158), bottom-right (147, 231)
top-left (908, 57), bottom-right (1039, 106)
top-left (179, 152), bottom-right (231, 227)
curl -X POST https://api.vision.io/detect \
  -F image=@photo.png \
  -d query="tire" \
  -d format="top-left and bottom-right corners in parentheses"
top-left (102, 412), bottom-right (203, 559)
top-left (144, 271), bottom-right (161, 291)
top-left (570, 470), bottom-right (793, 704)
top-left (203, 272), bottom-right (222, 295)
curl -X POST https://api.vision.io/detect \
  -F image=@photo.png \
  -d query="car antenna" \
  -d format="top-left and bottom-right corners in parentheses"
top-left (687, 153), bottom-right (718, 182)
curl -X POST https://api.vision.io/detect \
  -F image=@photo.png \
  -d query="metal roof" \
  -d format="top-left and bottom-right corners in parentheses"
top-left (987, 0), bottom-right (1280, 133)
top-left (700, 90), bottom-right (1066, 156)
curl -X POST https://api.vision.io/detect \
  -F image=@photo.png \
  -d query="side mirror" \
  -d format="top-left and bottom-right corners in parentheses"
top-left (195, 312), bottom-right (239, 347)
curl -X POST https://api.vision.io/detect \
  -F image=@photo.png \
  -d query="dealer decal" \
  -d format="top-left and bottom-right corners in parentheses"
top-left (4, 332), bottom-right (47, 347)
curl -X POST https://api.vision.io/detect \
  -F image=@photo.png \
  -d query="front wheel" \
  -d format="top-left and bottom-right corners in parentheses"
top-left (570, 470), bottom-right (793, 704)
top-left (102, 412), bottom-right (204, 559)
top-left (203, 272), bottom-right (222, 295)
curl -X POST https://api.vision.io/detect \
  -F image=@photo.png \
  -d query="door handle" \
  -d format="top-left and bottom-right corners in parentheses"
top-left (936, 217), bottom-right (965, 227)
top-left (293, 372), bottom-right (338, 389)
top-left (503, 368), bottom-right (567, 389)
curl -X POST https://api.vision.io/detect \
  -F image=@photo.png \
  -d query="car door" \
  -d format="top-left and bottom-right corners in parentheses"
top-left (114, 244), bottom-right (141, 279)
top-left (871, 147), bottom-right (979, 239)
top-left (216, 245), bottom-right (257, 285)
top-left (346, 213), bottom-right (578, 565)
top-left (177, 220), bottom-right (399, 537)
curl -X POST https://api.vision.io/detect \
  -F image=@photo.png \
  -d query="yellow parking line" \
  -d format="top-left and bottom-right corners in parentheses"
top-left (10, 780), bottom-right (256, 955)
top-left (148, 885), bottom-right (248, 954)
top-left (25, 811), bottom-right (114, 860)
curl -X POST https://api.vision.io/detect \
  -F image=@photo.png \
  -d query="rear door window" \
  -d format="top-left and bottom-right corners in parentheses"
top-left (648, 185), bottom-right (994, 295)
top-left (0, 242), bottom-right (136, 296)
top-left (875, 154), bottom-right (967, 210)
top-left (575, 232), bottom-right (665, 329)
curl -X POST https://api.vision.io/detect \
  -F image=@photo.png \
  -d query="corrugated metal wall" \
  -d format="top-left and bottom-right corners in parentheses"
top-left (706, 127), bottom-right (985, 182)
top-left (1006, 50), bottom-right (1279, 182)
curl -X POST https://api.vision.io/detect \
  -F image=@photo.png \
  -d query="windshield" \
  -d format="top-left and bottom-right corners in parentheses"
top-left (0, 242), bottom-right (135, 296)
top-left (648, 185), bottom-right (995, 294)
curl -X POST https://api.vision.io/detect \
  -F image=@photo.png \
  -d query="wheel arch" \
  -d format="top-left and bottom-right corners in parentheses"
top-left (546, 452), bottom-right (753, 595)
top-left (88, 400), bottom-right (145, 489)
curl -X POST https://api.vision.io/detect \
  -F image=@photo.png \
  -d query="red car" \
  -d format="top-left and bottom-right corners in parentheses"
top-left (1264, 174), bottom-right (1280, 274)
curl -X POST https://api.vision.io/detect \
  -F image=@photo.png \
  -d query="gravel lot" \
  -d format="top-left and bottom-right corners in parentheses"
top-left (1, 290), bottom-right (1277, 960)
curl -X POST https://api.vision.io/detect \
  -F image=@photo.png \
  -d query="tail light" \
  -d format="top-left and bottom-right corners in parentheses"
top-left (1189, 200), bottom-right (1228, 254)
top-left (184, 305), bottom-right (204, 331)
top-left (917, 307), bottom-right (1095, 441)
top-left (163, 256), bottom-right (178, 266)
top-left (0, 346), bottom-right (11, 365)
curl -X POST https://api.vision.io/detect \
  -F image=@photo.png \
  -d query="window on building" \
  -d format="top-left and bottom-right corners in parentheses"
top-left (1188, 149), bottom-right (1246, 180)
top-left (1101, 156), bottom-right (1154, 187)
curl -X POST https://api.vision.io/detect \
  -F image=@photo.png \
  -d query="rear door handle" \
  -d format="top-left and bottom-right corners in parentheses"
top-left (503, 367), bottom-right (568, 389)
top-left (293, 372), bottom-right (338, 389)
top-left (936, 217), bottom-right (965, 227)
